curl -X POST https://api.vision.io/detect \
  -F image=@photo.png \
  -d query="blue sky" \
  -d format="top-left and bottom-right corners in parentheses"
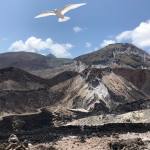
top-left (0, 0), bottom-right (150, 58)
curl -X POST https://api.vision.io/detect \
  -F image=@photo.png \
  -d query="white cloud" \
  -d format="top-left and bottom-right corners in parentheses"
top-left (9, 36), bottom-right (73, 58)
top-left (100, 40), bottom-right (115, 48)
top-left (100, 20), bottom-right (150, 52)
top-left (73, 26), bottom-right (83, 33)
top-left (85, 42), bottom-right (92, 48)
top-left (116, 31), bottom-right (132, 42)
top-left (116, 20), bottom-right (150, 49)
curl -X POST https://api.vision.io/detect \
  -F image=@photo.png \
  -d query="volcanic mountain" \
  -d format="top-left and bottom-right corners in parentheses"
top-left (0, 43), bottom-right (150, 115)
top-left (0, 44), bottom-right (150, 149)
top-left (76, 43), bottom-right (150, 69)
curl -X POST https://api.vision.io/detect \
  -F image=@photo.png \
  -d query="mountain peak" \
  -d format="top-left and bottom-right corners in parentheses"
top-left (46, 53), bottom-right (56, 59)
top-left (105, 43), bottom-right (148, 54)
top-left (106, 43), bottom-right (135, 47)
top-left (75, 43), bottom-right (150, 69)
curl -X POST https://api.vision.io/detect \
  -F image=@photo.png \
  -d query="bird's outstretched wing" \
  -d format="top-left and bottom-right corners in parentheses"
top-left (61, 3), bottom-right (86, 15)
top-left (35, 11), bottom-right (56, 18)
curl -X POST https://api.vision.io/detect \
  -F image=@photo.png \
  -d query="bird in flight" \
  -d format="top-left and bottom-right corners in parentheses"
top-left (35, 3), bottom-right (86, 22)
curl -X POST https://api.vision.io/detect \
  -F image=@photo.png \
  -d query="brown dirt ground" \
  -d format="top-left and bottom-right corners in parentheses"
top-left (30, 132), bottom-right (150, 150)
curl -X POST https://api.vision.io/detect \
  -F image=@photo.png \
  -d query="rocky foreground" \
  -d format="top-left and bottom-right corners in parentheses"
top-left (1, 132), bottom-right (150, 150)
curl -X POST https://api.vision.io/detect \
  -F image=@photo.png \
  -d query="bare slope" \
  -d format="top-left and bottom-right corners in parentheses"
top-left (0, 67), bottom-right (78, 114)
top-left (76, 43), bottom-right (150, 69)
top-left (51, 68), bottom-right (148, 113)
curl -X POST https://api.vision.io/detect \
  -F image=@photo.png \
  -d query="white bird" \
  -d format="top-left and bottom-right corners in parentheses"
top-left (35, 3), bottom-right (86, 22)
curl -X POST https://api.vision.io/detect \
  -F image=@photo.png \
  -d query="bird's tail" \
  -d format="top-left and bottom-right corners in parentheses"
top-left (58, 16), bottom-right (70, 22)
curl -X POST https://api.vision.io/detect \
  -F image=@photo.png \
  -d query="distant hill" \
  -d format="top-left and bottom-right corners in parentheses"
top-left (0, 51), bottom-right (73, 71)
top-left (0, 67), bottom-right (49, 90)
top-left (75, 43), bottom-right (150, 69)
top-left (0, 67), bottom-right (78, 113)
top-left (0, 67), bottom-right (78, 91)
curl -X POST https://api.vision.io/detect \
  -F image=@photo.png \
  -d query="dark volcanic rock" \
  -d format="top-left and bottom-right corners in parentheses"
top-left (0, 109), bottom-right (53, 132)
top-left (115, 99), bottom-right (150, 113)
top-left (109, 138), bottom-right (145, 150)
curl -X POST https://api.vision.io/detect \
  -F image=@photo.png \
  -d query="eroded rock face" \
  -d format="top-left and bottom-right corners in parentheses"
top-left (62, 68), bottom-right (147, 114)
top-left (0, 66), bottom-right (149, 115)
